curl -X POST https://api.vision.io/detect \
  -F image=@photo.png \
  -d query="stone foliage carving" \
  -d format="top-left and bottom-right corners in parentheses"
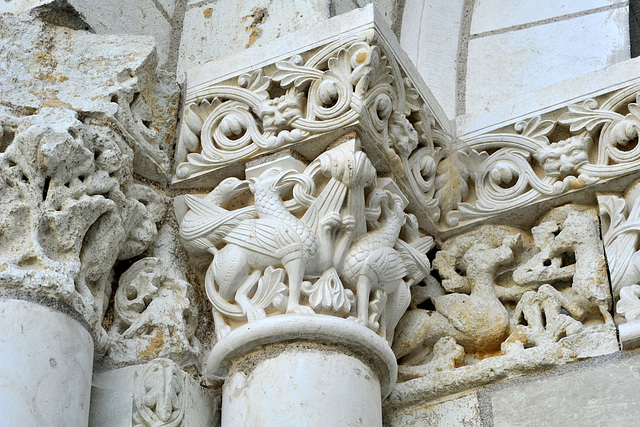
top-left (174, 31), bottom-right (443, 184)
top-left (133, 358), bottom-right (186, 427)
top-left (393, 204), bottom-right (615, 385)
top-left (422, 85), bottom-right (640, 230)
top-left (598, 181), bottom-right (640, 323)
top-left (0, 107), bottom-right (165, 351)
top-left (107, 257), bottom-right (201, 368)
top-left (178, 140), bottom-right (433, 344)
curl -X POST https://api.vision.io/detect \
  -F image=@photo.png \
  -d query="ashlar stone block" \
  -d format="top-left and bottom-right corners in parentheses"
top-left (466, 8), bottom-right (629, 114)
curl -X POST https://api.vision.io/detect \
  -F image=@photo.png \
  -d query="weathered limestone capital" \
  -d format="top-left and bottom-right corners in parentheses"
top-left (0, 11), bottom-right (179, 424)
top-left (0, 12), bottom-right (178, 350)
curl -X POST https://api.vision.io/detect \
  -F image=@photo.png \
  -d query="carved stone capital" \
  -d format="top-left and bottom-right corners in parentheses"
top-left (172, 8), bottom-right (446, 401)
top-left (0, 13), bottom-right (178, 352)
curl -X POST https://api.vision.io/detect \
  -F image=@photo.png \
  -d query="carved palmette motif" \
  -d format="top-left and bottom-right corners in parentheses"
top-left (394, 204), bottom-right (614, 381)
top-left (178, 141), bottom-right (433, 344)
top-left (133, 359), bottom-right (185, 427)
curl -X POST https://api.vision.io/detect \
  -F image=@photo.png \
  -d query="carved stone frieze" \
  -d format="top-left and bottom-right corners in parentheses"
top-left (388, 204), bottom-right (617, 407)
top-left (173, 7), bottom-right (640, 243)
top-left (173, 27), bottom-right (449, 188)
top-left (429, 83), bottom-right (640, 233)
top-left (172, 7), bottom-right (455, 247)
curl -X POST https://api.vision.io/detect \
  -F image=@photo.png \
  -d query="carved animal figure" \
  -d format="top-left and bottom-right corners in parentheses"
top-left (548, 210), bottom-right (612, 323)
top-left (339, 190), bottom-right (408, 338)
top-left (207, 166), bottom-right (337, 324)
top-left (510, 208), bottom-right (613, 343)
top-left (534, 135), bottom-right (591, 179)
top-left (179, 177), bottom-right (252, 255)
top-left (393, 228), bottom-right (520, 364)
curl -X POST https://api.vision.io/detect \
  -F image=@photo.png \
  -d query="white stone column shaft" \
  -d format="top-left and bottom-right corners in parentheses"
top-left (0, 297), bottom-right (94, 426)
top-left (222, 344), bottom-right (382, 426)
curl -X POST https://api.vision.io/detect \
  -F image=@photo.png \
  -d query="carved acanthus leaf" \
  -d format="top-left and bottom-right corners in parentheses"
top-left (617, 285), bottom-right (640, 321)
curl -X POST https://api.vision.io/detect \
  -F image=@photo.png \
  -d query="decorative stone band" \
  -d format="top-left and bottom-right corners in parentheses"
top-left (173, 5), bottom-right (640, 238)
top-left (436, 82), bottom-right (640, 236)
top-left (206, 314), bottom-right (398, 398)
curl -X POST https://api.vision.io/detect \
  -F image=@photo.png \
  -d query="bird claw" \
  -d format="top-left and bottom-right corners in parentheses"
top-left (342, 215), bottom-right (357, 233)
top-left (321, 212), bottom-right (343, 230)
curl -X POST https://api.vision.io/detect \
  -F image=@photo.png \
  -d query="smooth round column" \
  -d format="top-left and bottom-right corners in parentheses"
top-left (0, 298), bottom-right (94, 426)
top-left (207, 315), bottom-right (397, 427)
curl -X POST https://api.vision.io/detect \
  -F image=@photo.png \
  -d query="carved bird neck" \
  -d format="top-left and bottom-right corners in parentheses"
top-left (352, 208), bottom-right (404, 250)
top-left (253, 188), bottom-right (294, 221)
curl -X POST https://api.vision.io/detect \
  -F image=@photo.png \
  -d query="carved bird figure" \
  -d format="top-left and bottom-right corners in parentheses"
top-left (179, 177), bottom-right (253, 255)
top-left (340, 189), bottom-right (408, 335)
